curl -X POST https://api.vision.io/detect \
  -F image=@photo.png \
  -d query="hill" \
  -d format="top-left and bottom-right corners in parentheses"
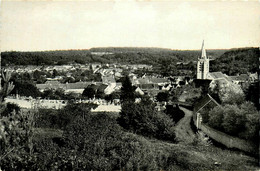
top-left (210, 47), bottom-right (259, 75)
top-left (1, 47), bottom-right (226, 66)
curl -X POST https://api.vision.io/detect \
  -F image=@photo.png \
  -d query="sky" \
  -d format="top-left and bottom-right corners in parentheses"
top-left (0, 0), bottom-right (259, 51)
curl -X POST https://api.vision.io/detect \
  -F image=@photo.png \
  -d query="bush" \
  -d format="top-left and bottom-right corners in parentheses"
top-left (35, 109), bottom-right (60, 128)
top-left (206, 102), bottom-right (258, 141)
top-left (208, 106), bottom-right (224, 131)
top-left (63, 113), bottom-right (160, 170)
top-left (1, 102), bottom-right (20, 117)
top-left (165, 104), bottom-right (185, 123)
top-left (156, 91), bottom-right (169, 102)
top-left (35, 102), bottom-right (98, 129)
top-left (118, 99), bottom-right (176, 142)
top-left (0, 110), bottom-right (35, 170)
top-left (221, 104), bottom-right (246, 135)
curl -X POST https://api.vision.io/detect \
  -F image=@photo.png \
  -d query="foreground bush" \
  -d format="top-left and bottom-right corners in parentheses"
top-left (165, 104), bottom-right (185, 123)
top-left (35, 102), bottom-right (98, 129)
top-left (207, 102), bottom-right (259, 142)
top-left (2, 112), bottom-right (181, 170)
top-left (118, 98), bottom-right (176, 142)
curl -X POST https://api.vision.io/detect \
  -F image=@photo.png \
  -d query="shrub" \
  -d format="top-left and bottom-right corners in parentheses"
top-left (221, 104), bottom-right (246, 136)
top-left (35, 102), bottom-right (97, 129)
top-left (0, 110), bottom-right (35, 170)
top-left (1, 102), bottom-right (20, 117)
top-left (156, 91), bottom-right (169, 102)
top-left (63, 113), bottom-right (160, 170)
top-left (208, 106), bottom-right (224, 131)
top-left (206, 102), bottom-right (258, 141)
top-left (118, 99), bottom-right (176, 142)
top-left (35, 109), bottom-right (60, 128)
top-left (165, 104), bottom-right (185, 123)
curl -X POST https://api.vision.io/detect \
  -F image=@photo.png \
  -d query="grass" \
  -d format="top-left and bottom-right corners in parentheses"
top-left (148, 136), bottom-right (258, 170)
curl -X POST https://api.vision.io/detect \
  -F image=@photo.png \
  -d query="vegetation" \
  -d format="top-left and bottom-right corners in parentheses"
top-left (118, 77), bottom-right (176, 141)
top-left (82, 85), bottom-right (97, 99)
top-left (205, 102), bottom-right (259, 142)
top-left (156, 91), bottom-right (170, 102)
top-left (244, 81), bottom-right (259, 109)
top-left (2, 48), bottom-right (226, 67)
top-left (0, 71), bottom-right (258, 170)
top-left (120, 76), bottom-right (136, 103)
top-left (165, 104), bottom-right (185, 124)
top-left (210, 47), bottom-right (259, 75)
top-left (118, 98), bottom-right (176, 141)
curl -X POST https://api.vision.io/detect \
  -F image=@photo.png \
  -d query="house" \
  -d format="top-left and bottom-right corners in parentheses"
top-left (104, 84), bottom-right (115, 95)
top-left (36, 81), bottom-right (102, 94)
top-left (194, 94), bottom-right (220, 114)
top-left (194, 94), bottom-right (220, 128)
top-left (135, 87), bottom-right (144, 95)
top-left (65, 82), bottom-right (94, 94)
top-left (36, 81), bottom-right (66, 91)
top-left (102, 76), bottom-right (116, 84)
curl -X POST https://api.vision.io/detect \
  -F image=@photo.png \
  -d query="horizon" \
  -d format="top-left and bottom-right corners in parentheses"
top-left (1, 46), bottom-right (258, 53)
top-left (1, 1), bottom-right (259, 51)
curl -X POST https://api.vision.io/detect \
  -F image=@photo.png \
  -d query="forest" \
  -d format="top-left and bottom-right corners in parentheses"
top-left (210, 47), bottom-right (259, 75)
top-left (1, 47), bottom-right (226, 66)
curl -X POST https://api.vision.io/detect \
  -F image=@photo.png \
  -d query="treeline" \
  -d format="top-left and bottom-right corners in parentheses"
top-left (210, 47), bottom-right (259, 75)
top-left (1, 48), bottom-right (226, 66)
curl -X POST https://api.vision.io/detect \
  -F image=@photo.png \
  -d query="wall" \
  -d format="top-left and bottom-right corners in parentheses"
top-left (193, 113), bottom-right (256, 154)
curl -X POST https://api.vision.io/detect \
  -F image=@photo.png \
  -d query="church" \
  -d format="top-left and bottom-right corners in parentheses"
top-left (196, 41), bottom-right (233, 90)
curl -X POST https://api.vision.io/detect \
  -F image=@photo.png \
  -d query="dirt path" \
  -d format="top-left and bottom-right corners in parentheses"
top-left (174, 107), bottom-right (196, 144)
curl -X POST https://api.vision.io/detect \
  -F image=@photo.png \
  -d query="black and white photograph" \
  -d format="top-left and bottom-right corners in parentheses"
top-left (0, 0), bottom-right (259, 170)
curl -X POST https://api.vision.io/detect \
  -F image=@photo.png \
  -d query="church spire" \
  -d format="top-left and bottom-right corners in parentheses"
top-left (197, 40), bottom-right (209, 79)
top-left (201, 40), bottom-right (207, 59)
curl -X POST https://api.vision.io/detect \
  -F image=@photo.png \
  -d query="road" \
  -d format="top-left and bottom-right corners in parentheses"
top-left (174, 107), bottom-right (196, 144)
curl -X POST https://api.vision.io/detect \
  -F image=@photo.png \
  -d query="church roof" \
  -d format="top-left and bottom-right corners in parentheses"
top-left (208, 72), bottom-right (226, 79)
top-left (229, 74), bottom-right (249, 82)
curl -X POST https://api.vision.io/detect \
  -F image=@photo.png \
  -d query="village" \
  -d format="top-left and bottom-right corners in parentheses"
top-left (3, 42), bottom-right (258, 113)
top-left (0, 1), bottom-right (259, 170)
top-left (1, 42), bottom-right (258, 170)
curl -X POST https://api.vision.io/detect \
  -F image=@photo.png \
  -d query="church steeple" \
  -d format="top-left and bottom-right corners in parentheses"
top-left (201, 40), bottom-right (207, 59)
top-left (197, 40), bottom-right (209, 79)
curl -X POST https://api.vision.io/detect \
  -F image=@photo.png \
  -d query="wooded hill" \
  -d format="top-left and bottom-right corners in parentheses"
top-left (210, 47), bottom-right (259, 75)
top-left (1, 47), bottom-right (226, 66)
top-left (2, 47), bottom-right (258, 75)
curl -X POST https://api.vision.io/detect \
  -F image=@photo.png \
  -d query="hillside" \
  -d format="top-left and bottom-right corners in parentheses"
top-left (210, 47), bottom-right (259, 75)
top-left (1, 48), bottom-right (226, 66)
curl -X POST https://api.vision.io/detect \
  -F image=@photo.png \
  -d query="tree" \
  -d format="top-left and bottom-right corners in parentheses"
top-left (0, 71), bottom-right (35, 169)
top-left (120, 76), bottom-right (135, 103)
top-left (82, 85), bottom-right (96, 99)
top-left (95, 89), bottom-right (105, 99)
top-left (1, 103), bottom-right (20, 117)
top-left (105, 91), bottom-right (120, 103)
top-left (165, 104), bottom-right (185, 123)
top-left (208, 106), bottom-right (224, 131)
top-left (221, 104), bottom-right (246, 136)
top-left (244, 82), bottom-right (259, 109)
top-left (211, 80), bottom-right (245, 105)
top-left (117, 98), bottom-right (175, 141)
top-left (52, 69), bottom-right (59, 78)
top-left (221, 87), bottom-right (245, 105)
top-left (156, 91), bottom-right (169, 102)
top-left (11, 81), bottom-right (41, 98)
top-left (0, 71), bottom-right (14, 102)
